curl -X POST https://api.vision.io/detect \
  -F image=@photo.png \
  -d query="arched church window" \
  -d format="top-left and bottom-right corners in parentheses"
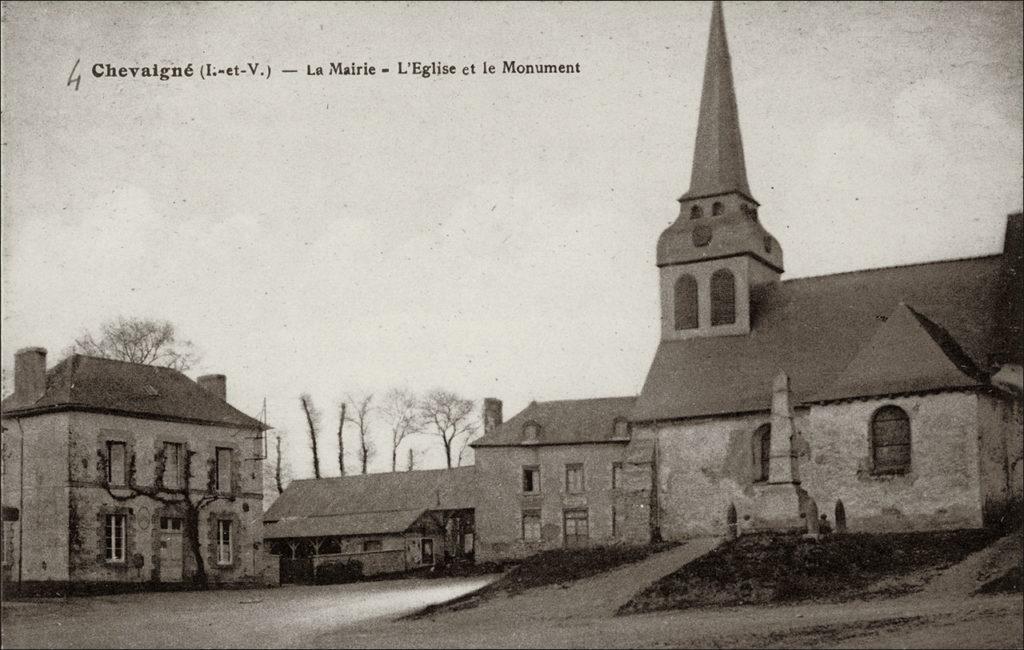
top-left (673, 274), bottom-right (699, 330)
top-left (752, 424), bottom-right (770, 482)
top-left (690, 205), bottom-right (703, 219)
top-left (870, 406), bottom-right (910, 474)
top-left (710, 269), bottom-right (736, 326)
top-left (712, 201), bottom-right (724, 216)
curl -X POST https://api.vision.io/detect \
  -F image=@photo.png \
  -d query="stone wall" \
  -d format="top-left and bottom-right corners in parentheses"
top-left (639, 391), bottom-right (988, 539)
top-left (474, 441), bottom-right (650, 561)
top-left (0, 412), bottom-right (71, 583)
top-left (62, 411), bottom-right (265, 585)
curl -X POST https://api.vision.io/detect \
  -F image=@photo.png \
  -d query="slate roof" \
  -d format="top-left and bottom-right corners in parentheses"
top-left (472, 396), bottom-right (637, 447)
top-left (0, 354), bottom-right (265, 430)
top-left (262, 466), bottom-right (477, 539)
top-left (633, 255), bottom-right (1004, 422)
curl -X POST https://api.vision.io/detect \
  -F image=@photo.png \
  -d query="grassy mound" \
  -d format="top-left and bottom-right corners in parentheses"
top-left (620, 529), bottom-right (998, 614)
top-left (977, 565), bottom-right (1023, 594)
top-left (412, 542), bottom-right (676, 618)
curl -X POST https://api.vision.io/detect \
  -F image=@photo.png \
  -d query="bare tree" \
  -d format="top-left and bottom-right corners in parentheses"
top-left (456, 430), bottom-right (481, 467)
top-left (98, 443), bottom-right (227, 588)
top-left (406, 447), bottom-right (417, 471)
top-left (419, 390), bottom-right (478, 469)
top-left (344, 393), bottom-right (375, 474)
top-left (380, 388), bottom-right (422, 472)
top-left (337, 403), bottom-right (347, 476)
top-left (65, 317), bottom-right (198, 370)
top-left (300, 394), bottom-right (322, 479)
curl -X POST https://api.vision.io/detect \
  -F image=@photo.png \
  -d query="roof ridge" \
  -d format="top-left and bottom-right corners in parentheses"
top-left (782, 254), bottom-right (1001, 285)
top-left (290, 466), bottom-right (473, 483)
top-left (70, 353), bottom-right (179, 371)
top-left (531, 395), bottom-right (638, 406)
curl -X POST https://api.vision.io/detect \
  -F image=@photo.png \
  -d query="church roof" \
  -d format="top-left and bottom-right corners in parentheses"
top-left (473, 396), bottom-right (637, 447)
top-left (680, 0), bottom-right (752, 202)
top-left (633, 255), bottom-right (1003, 422)
top-left (0, 354), bottom-right (266, 430)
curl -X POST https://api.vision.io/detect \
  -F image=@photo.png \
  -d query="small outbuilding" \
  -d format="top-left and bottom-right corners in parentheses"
top-left (263, 467), bottom-right (476, 583)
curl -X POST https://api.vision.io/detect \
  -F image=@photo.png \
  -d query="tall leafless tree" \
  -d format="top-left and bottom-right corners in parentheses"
top-left (344, 393), bottom-right (375, 474)
top-left (65, 317), bottom-right (198, 370)
top-left (337, 403), bottom-right (347, 476)
top-left (380, 388), bottom-right (421, 472)
top-left (300, 394), bottom-right (322, 479)
top-left (273, 434), bottom-right (286, 493)
top-left (419, 390), bottom-right (478, 469)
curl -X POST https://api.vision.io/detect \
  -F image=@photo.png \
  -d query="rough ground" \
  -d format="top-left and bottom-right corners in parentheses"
top-left (622, 529), bottom-right (1002, 613)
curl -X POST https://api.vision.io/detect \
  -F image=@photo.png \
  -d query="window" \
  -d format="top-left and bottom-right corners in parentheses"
top-left (162, 442), bottom-right (183, 489)
top-left (710, 269), bottom-right (736, 326)
top-left (674, 274), bottom-right (699, 330)
top-left (612, 462), bottom-right (624, 490)
top-left (613, 418), bottom-right (629, 439)
top-left (752, 424), bottom-right (771, 482)
top-left (522, 466), bottom-right (540, 494)
top-left (712, 201), bottom-right (724, 216)
top-left (216, 520), bottom-right (232, 565)
top-left (105, 513), bottom-right (127, 562)
top-left (106, 441), bottom-right (126, 485)
top-left (159, 516), bottom-right (182, 532)
top-left (215, 447), bottom-right (232, 493)
top-left (563, 509), bottom-right (589, 547)
top-left (362, 539), bottom-right (382, 552)
top-left (522, 422), bottom-right (541, 442)
top-left (565, 464), bottom-right (584, 494)
top-left (690, 204), bottom-right (703, 219)
top-left (871, 406), bottom-right (911, 474)
top-left (522, 510), bottom-right (542, 542)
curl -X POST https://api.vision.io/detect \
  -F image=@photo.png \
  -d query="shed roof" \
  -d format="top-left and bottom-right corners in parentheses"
top-left (0, 355), bottom-right (265, 430)
top-left (633, 255), bottom-right (1003, 422)
top-left (263, 466), bottom-right (477, 539)
top-left (472, 396), bottom-right (636, 447)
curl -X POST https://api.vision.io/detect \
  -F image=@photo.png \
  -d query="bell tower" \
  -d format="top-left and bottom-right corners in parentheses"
top-left (657, 1), bottom-right (783, 341)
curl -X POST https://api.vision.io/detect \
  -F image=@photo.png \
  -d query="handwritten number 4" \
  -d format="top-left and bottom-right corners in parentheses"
top-left (68, 59), bottom-right (81, 91)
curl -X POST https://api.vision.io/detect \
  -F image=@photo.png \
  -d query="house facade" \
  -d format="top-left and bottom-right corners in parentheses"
top-left (263, 466), bottom-right (476, 583)
top-left (1, 348), bottom-right (274, 591)
top-left (470, 1), bottom-right (1022, 562)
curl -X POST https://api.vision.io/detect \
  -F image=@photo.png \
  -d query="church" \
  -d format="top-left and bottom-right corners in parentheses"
top-left (470, 1), bottom-right (1022, 562)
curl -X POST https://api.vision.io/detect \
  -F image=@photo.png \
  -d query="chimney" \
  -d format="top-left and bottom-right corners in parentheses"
top-left (197, 374), bottom-right (227, 401)
top-left (483, 398), bottom-right (503, 435)
top-left (14, 347), bottom-right (47, 404)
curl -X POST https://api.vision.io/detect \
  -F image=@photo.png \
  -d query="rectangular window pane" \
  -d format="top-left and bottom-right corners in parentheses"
top-left (363, 539), bottom-right (382, 552)
top-left (217, 520), bottom-right (232, 564)
top-left (566, 464), bottom-right (584, 494)
top-left (163, 443), bottom-right (182, 489)
top-left (216, 448), bottom-right (232, 493)
top-left (105, 514), bottom-right (126, 562)
top-left (107, 442), bottom-right (126, 485)
top-left (522, 467), bottom-right (539, 493)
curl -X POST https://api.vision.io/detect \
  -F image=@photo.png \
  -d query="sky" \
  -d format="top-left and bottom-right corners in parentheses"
top-left (2, 1), bottom-right (1022, 479)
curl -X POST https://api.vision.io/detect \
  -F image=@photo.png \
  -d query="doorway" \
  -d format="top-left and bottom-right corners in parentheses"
top-left (421, 538), bottom-right (434, 565)
top-left (158, 517), bottom-right (184, 582)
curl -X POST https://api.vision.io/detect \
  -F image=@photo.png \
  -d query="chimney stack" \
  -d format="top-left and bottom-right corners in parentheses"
top-left (483, 398), bottom-right (503, 435)
top-left (14, 347), bottom-right (47, 404)
top-left (197, 374), bottom-right (227, 401)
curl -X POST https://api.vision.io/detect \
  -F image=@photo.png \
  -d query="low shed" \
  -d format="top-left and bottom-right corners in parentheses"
top-left (263, 467), bottom-right (476, 582)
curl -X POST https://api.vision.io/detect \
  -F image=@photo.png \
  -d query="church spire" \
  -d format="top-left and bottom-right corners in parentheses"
top-left (681, 0), bottom-right (753, 203)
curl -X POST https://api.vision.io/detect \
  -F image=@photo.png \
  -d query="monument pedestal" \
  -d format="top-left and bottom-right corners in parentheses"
top-left (750, 482), bottom-right (808, 533)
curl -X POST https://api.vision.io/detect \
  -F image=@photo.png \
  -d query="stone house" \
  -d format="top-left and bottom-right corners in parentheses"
top-left (470, 1), bottom-right (1022, 561)
top-left (263, 466), bottom-right (476, 583)
top-left (0, 348), bottom-right (274, 591)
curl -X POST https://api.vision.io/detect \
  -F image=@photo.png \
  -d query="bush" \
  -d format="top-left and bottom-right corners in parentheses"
top-left (314, 559), bottom-right (363, 585)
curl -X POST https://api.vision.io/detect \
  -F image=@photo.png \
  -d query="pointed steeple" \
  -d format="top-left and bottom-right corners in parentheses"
top-left (681, 0), bottom-right (753, 203)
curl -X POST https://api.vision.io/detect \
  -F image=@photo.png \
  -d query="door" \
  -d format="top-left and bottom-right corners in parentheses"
top-left (421, 538), bottom-right (434, 565)
top-left (158, 517), bottom-right (184, 582)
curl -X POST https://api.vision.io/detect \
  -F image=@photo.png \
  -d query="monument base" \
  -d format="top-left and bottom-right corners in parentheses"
top-left (749, 482), bottom-right (809, 533)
